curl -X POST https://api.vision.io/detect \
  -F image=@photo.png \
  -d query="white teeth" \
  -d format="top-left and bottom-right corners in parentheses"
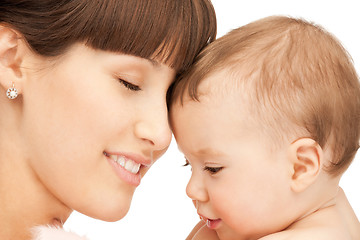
top-left (124, 160), bottom-right (135, 172)
top-left (117, 156), bottom-right (126, 167)
top-left (108, 154), bottom-right (141, 174)
top-left (124, 160), bottom-right (141, 174)
top-left (132, 163), bottom-right (141, 174)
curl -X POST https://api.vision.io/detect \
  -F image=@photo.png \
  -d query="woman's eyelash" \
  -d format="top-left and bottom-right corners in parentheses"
top-left (118, 79), bottom-right (141, 91)
top-left (204, 166), bottom-right (223, 174)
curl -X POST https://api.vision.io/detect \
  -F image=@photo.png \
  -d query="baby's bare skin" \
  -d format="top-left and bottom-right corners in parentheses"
top-left (335, 188), bottom-right (360, 239)
top-left (187, 188), bottom-right (359, 240)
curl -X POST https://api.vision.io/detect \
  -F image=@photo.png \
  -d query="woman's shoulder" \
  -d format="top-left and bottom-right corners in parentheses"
top-left (32, 226), bottom-right (90, 240)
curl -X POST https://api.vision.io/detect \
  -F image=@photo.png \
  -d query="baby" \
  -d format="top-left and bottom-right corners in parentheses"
top-left (169, 16), bottom-right (360, 240)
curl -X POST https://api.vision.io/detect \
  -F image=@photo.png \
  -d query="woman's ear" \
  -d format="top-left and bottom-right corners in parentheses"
top-left (0, 26), bottom-right (26, 93)
top-left (288, 138), bottom-right (323, 193)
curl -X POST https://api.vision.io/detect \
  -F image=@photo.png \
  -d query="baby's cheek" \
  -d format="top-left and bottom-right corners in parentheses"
top-left (213, 196), bottom-right (258, 234)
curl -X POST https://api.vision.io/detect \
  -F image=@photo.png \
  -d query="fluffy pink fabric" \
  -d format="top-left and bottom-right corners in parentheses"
top-left (32, 226), bottom-right (90, 240)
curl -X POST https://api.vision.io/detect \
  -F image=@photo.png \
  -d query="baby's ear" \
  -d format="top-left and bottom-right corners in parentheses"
top-left (0, 26), bottom-right (26, 92)
top-left (288, 138), bottom-right (323, 192)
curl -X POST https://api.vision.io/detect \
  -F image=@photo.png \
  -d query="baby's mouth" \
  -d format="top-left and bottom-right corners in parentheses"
top-left (205, 218), bottom-right (221, 229)
top-left (199, 214), bottom-right (222, 229)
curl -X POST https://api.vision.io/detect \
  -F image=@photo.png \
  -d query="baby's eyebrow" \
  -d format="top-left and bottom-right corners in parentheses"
top-left (177, 147), bottom-right (225, 158)
top-left (194, 148), bottom-right (225, 157)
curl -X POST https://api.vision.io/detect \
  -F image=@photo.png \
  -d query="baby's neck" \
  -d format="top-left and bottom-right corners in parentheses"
top-left (291, 194), bottom-right (337, 225)
top-left (334, 188), bottom-right (360, 239)
top-left (283, 187), bottom-right (357, 239)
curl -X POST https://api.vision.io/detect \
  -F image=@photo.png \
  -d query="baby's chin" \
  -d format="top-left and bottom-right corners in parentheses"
top-left (215, 228), bottom-right (239, 240)
top-left (216, 228), bottom-right (264, 240)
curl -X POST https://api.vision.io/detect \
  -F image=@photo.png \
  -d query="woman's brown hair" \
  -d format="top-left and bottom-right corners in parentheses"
top-left (0, 0), bottom-right (216, 74)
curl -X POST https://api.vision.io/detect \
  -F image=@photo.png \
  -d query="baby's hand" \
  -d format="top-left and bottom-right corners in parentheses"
top-left (187, 221), bottom-right (219, 240)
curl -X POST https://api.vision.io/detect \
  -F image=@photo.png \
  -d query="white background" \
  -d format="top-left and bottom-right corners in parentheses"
top-left (64, 0), bottom-right (360, 239)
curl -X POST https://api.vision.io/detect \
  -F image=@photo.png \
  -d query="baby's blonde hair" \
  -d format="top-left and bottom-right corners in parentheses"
top-left (170, 16), bottom-right (360, 176)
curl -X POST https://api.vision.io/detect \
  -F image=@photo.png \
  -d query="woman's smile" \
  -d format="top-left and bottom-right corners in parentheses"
top-left (104, 151), bottom-right (152, 186)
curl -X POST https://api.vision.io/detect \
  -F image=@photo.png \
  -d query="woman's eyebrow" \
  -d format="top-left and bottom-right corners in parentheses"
top-left (145, 58), bottom-right (161, 68)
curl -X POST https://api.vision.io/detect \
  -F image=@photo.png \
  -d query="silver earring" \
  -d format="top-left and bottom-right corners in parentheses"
top-left (6, 83), bottom-right (18, 99)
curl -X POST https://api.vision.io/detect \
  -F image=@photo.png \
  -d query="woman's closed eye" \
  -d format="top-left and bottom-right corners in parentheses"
top-left (118, 78), bottom-right (141, 91)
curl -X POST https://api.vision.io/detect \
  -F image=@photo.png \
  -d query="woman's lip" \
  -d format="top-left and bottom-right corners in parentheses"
top-left (105, 151), bottom-right (152, 166)
top-left (105, 155), bottom-right (142, 186)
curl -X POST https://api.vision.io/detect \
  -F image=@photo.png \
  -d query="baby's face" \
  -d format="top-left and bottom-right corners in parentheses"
top-left (170, 74), bottom-right (294, 239)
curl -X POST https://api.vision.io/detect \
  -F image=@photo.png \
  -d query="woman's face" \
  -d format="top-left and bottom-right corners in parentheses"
top-left (21, 44), bottom-right (175, 221)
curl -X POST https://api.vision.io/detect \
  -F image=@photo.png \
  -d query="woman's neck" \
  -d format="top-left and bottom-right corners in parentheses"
top-left (0, 143), bottom-right (72, 240)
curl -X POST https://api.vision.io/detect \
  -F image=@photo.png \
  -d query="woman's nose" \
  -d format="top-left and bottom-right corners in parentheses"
top-left (134, 99), bottom-right (172, 152)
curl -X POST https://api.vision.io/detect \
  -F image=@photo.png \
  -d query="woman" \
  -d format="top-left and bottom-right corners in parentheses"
top-left (0, 1), bottom-right (216, 239)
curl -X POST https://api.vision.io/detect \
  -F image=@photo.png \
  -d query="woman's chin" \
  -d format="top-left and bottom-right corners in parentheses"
top-left (99, 209), bottom-right (130, 222)
top-left (90, 206), bottom-right (130, 222)
top-left (77, 198), bottom-right (132, 222)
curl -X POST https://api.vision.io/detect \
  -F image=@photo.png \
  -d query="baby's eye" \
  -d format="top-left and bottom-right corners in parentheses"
top-left (118, 79), bottom-right (141, 91)
top-left (204, 166), bottom-right (223, 175)
top-left (183, 159), bottom-right (190, 167)
top-left (183, 158), bottom-right (193, 172)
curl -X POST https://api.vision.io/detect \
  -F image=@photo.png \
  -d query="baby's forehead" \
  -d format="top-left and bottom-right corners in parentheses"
top-left (196, 68), bottom-right (252, 101)
top-left (173, 80), bottom-right (253, 125)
